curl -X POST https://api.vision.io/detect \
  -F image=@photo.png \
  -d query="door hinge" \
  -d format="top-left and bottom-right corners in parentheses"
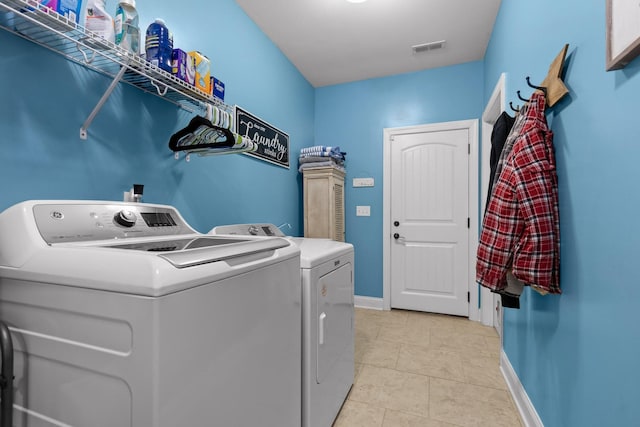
top-left (468, 292), bottom-right (470, 303)
top-left (467, 217), bottom-right (470, 228)
top-left (468, 143), bottom-right (470, 154)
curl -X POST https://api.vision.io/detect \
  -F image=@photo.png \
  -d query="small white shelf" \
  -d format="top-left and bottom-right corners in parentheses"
top-left (0, 0), bottom-right (233, 140)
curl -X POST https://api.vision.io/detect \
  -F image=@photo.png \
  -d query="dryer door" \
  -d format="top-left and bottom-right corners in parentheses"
top-left (316, 262), bottom-right (353, 383)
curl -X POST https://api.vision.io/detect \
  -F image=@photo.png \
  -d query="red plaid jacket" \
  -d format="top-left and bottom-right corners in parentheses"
top-left (476, 91), bottom-right (561, 294)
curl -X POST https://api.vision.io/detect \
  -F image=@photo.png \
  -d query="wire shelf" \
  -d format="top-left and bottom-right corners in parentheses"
top-left (0, 0), bottom-right (231, 115)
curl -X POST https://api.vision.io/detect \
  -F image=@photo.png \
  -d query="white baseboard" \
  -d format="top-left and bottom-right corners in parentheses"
top-left (354, 296), bottom-right (384, 310)
top-left (500, 350), bottom-right (544, 427)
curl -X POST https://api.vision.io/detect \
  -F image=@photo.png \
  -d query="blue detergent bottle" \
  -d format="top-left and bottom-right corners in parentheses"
top-left (145, 19), bottom-right (173, 72)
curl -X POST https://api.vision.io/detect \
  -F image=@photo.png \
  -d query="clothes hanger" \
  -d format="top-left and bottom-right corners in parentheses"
top-left (509, 102), bottom-right (520, 113)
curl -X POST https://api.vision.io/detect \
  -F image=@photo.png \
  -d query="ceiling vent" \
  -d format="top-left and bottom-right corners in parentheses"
top-left (412, 40), bottom-right (446, 54)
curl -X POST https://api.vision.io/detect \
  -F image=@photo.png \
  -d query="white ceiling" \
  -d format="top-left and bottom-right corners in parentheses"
top-left (235, 0), bottom-right (502, 88)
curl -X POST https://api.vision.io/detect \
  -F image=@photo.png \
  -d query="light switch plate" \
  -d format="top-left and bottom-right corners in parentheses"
top-left (356, 206), bottom-right (371, 216)
top-left (353, 178), bottom-right (375, 187)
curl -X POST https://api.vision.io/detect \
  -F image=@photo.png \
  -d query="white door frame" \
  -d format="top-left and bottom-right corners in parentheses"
top-left (382, 119), bottom-right (480, 321)
top-left (480, 73), bottom-right (507, 330)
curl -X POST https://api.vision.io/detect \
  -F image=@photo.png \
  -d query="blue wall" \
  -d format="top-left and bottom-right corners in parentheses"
top-left (315, 62), bottom-right (484, 298)
top-left (4, 0), bottom-right (638, 424)
top-left (484, 1), bottom-right (640, 426)
top-left (0, 0), bottom-right (314, 235)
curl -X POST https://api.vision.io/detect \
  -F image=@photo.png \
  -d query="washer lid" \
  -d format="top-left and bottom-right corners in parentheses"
top-left (158, 238), bottom-right (288, 268)
top-left (104, 236), bottom-right (289, 268)
top-left (289, 238), bottom-right (353, 268)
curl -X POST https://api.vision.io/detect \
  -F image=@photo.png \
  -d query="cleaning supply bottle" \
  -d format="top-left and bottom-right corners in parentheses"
top-left (84, 0), bottom-right (115, 44)
top-left (114, 0), bottom-right (139, 54)
top-left (145, 19), bottom-right (173, 72)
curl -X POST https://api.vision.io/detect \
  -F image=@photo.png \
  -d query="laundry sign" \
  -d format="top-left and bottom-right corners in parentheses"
top-left (235, 106), bottom-right (289, 169)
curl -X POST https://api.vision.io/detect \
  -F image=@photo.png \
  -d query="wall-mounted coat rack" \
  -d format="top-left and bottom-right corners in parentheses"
top-left (513, 44), bottom-right (570, 110)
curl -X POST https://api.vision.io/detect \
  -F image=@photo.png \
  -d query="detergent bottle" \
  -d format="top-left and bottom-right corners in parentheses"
top-left (114, 0), bottom-right (139, 54)
top-left (84, 0), bottom-right (115, 44)
top-left (145, 19), bottom-right (173, 72)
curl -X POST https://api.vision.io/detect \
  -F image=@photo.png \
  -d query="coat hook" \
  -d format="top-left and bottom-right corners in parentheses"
top-left (517, 91), bottom-right (529, 102)
top-left (526, 76), bottom-right (547, 94)
top-left (509, 102), bottom-right (520, 113)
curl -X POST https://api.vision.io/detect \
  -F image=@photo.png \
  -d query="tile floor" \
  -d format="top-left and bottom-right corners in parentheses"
top-left (333, 308), bottom-right (523, 427)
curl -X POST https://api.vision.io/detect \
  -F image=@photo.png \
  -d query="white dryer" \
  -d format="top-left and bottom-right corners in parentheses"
top-left (0, 201), bottom-right (301, 427)
top-left (211, 224), bottom-right (355, 427)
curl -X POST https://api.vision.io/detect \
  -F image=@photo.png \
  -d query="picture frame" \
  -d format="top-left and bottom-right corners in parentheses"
top-left (606, 0), bottom-right (640, 71)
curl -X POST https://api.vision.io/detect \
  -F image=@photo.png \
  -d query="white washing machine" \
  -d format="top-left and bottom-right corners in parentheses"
top-left (211, 224), bottom-right (354, 427)
top-left (0, 201), bottom-right (301, 427)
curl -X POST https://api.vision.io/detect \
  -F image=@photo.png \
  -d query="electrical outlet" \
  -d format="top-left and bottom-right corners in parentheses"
top-left (353, 178), bottom-right (375, 187)
top-left (356, 206), bottom-right (371, 216)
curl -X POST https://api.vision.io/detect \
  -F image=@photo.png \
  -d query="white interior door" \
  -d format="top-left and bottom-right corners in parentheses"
top-left (389, 127), bottom-right (470, 316)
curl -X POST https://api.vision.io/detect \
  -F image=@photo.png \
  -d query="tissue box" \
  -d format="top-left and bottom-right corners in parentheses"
top-left (188, 51), bottom-right (211, 94)
top-left (211, 77), bottom-right (225, 101)
top-left (172, 49), bottom-right (195, 85)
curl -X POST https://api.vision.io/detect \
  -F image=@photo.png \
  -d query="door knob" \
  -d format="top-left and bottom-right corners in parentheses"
top-left (393, 233), bottom-right (400, 239)
top-left (393, 221), bottom-right (399, 227)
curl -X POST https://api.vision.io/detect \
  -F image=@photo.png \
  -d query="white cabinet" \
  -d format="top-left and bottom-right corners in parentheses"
top-left (303, 167), bottom-right (345, 242)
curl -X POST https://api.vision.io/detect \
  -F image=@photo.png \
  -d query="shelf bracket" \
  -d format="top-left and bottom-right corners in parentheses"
top-left (151, 80), bottom-right (169, 97)
top-left (173, 152), bottom-right (191, 162)
top-left (74, 40), bottom-right (97, 64)
top-left (80, 62), bottom-right (129, 140)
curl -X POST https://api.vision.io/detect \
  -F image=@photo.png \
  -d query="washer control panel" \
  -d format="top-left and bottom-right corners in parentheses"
top-left (211, 223), bottom-right (286, 237)
top-left (32, 202), bottom-right (194, 244)
top-left (114, 210), bottom-right (138, 228)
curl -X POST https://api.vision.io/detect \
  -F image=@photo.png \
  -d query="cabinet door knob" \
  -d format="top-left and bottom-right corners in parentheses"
top-left (393, 233), bottom-right (400, 239)
top-left (393, 221), bottom-right (400, 227)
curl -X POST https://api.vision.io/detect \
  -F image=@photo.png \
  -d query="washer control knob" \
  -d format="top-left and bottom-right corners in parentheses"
top-left (114, 210), bottom-right (137, 227)
top-left (248, 225), bottom-right (259, 235)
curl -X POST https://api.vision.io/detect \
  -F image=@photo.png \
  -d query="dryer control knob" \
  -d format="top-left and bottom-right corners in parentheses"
top-left (114, 210), bottom-right (137, 227)
top-left (248, 225), bottom-right (259, 235)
